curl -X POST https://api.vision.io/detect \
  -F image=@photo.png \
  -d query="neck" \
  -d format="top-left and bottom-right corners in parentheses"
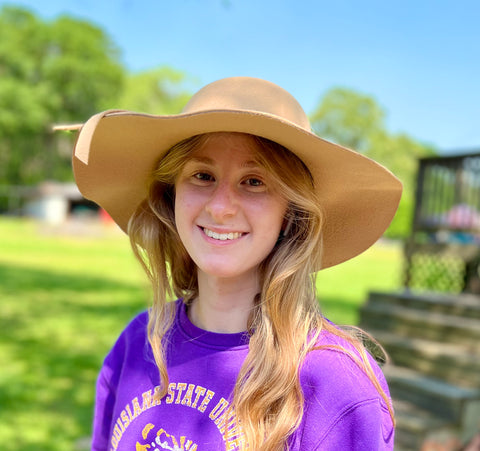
top-left (188, 270), bottom-right (259, 333)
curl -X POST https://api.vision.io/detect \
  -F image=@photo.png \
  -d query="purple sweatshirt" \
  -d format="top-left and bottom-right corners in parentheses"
top-left (93, 300), bottom-right (394, 450)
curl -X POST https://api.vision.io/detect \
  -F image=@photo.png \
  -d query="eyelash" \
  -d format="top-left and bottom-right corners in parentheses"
top-left (193, 172), bottom-right (214, 182)
top-left (191, 172), bottom-right (265, 188)
top-left (245, 178), bottom-right (264, 187)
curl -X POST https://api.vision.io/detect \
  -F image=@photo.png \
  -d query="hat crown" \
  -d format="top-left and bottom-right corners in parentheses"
top-left (182, 77), bottom-right (312, 132)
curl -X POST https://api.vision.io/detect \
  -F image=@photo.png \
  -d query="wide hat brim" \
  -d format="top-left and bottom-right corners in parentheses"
top-left (71, 77), bottom-right (402, 270)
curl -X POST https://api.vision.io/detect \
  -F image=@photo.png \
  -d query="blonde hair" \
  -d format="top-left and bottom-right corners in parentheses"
top-left (128, 132), bottom-right (394, 450)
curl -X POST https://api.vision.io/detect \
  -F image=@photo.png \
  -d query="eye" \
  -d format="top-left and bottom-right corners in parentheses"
top-left (193, 172), bottom-right (214, 182)
top-left (244, 177), bottom-right (264, 187)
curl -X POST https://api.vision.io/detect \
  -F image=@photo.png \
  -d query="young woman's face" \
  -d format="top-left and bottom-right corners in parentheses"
top-left (174, 133), bottom-right (288, 282)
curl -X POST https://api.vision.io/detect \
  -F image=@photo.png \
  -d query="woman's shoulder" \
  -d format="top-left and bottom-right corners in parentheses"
top-left (112, 299), bottom-right (184, 344)
top-left (125, 309), bottom-right (149, 331)
top-left (101, 310), bottom-right (150, 371)
top-left (112, 310), bottom-right (149, 346)
top-left (294, 325), bottom-right (395, 449)
top-left (301, 325), bottom-right (389, 397)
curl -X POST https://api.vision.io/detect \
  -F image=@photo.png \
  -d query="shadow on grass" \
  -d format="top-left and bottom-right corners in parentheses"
top-left (0, 262), bottom-right (148, 451)
top-left (0, 260), bottom-right (148, 313)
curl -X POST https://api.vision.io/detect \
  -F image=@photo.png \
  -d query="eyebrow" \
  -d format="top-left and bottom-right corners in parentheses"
top-left (186, 156), bottom-right (214, 165)
top-left (186, 156), bottom-right (263, 169)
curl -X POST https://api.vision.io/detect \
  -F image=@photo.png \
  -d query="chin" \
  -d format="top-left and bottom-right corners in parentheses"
top-left (204, 268), bottom-right (244, 279)
top-left (199, 263), bottom-right (257, 281)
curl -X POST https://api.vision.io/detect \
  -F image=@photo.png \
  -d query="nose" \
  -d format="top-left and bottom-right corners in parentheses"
top-left (205, 181), bottom-right (238, 221)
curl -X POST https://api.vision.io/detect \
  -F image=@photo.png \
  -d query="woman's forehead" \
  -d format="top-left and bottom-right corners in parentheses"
top-left (189, 132), bottom-right (267, 163)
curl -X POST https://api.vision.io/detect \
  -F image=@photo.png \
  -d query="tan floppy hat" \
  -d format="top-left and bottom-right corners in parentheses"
top-left (69, 76), bottom-right (402, 270)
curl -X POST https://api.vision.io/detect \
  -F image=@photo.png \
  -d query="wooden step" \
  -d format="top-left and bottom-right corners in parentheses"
top-left (371, 330), bottom-right (480, 388)
top-left (361, 290), bottom-right (480, 449)
top-left (393, 398), bottom-right (453, 449)
top-left (367, 290), bottom-right (480, 319)
top-left (360, 302), bottom-right (480, 347)
top-left (384, 365), bottom-right (480, 423)
top-left (392, 389), bottom-right (480, 450)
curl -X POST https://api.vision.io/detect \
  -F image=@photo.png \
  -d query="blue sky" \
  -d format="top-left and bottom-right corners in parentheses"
top-left (2, 0), bottom-right (479, 154)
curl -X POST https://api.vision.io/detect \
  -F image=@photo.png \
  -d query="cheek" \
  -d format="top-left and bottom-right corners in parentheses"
top-left (175, 185), bottom-right (194, 217)
top-left (174, 186), bottom-right (204, 238)
top-left (175, 184), bottom-right (205, 209)
top-left (173, 189), bottom-right (189, 237)
top-left (250, 198), bottom-right (287, 234)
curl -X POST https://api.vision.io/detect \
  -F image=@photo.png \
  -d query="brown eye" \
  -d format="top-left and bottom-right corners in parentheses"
top-left (245, 178), bottom-right (264, 187)
top-left (194, 173), bottom-right (214, 182)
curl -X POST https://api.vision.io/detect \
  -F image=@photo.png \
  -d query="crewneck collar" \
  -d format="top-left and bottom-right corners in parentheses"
top-left (177, 300), bottom-right (250, 349)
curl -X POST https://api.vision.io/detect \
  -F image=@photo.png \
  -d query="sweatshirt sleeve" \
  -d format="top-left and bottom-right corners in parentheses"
top-left (314, 397), bottom-right (394, 450)
top-left (293, 331), bottom-right (395, 451)
top-left (91, 358), bottom-right (116, 451)
top-left (90, 314), bottom-right (139, 451)
top-left (90, 312), bottom-right (149, 451)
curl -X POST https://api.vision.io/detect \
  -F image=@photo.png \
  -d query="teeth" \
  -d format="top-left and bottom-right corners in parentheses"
top-left (203, 228), bottom-right (242, 240)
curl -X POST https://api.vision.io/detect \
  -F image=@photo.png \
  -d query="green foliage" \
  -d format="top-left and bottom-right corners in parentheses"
top-left (0, 6), bottom-right (195, 191)
top-left (0, 8), bottom-right (54, 136)
top-left (45, 15), bottom-right (124, 120)
top-left (0, 5), bottom-right (124, 187)
top-left (385, 188), bottom-right (414, 239)
top-left (310, 87), bottom-right (437, 239)
top-left (367, 131), bottom-right (436, 238)
top-left (367, 131), bottom-right (436, 191)
top-left (116, 67), bottom-right (193, 114)
top-left (310, 87), bottom-right (386, 152)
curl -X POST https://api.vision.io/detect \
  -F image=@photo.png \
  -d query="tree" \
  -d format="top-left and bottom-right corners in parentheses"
top-left (368, 131), bottom-right (436, 237)
top-left (0, 6), bottom-right (195, 193)
top-left (0, 6), bottom-right (124, 186)
top-left (310, 87), bottom-right (436, 238)
top-left (116, 67), bottom-right (193, 114)
top-left (310, 88), bottom-right (386, 153)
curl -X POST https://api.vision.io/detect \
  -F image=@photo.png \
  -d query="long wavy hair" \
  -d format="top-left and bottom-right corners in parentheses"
top-left (128, 132), bottom-right (394, 450)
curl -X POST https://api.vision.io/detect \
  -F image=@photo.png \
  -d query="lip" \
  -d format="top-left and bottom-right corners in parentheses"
top-left (198, 226), bottom-right (248, 243)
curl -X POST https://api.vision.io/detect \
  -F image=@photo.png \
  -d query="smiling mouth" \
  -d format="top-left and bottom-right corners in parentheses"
top-left (202, 228), bottom-right (244, 241)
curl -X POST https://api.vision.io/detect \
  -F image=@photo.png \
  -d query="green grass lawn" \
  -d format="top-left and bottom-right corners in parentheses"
top-left (0, 217), bottom-right (403, 450)
top-left (317, 239), bottom-right (403, 325)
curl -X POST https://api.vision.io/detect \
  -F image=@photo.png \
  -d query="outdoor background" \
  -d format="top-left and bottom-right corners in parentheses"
top-left (0, 1), bottom-right (479, 449)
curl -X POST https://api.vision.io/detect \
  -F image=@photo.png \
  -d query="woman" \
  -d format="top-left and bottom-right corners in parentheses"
top-left (69, 77), bottom-right (402, 450)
